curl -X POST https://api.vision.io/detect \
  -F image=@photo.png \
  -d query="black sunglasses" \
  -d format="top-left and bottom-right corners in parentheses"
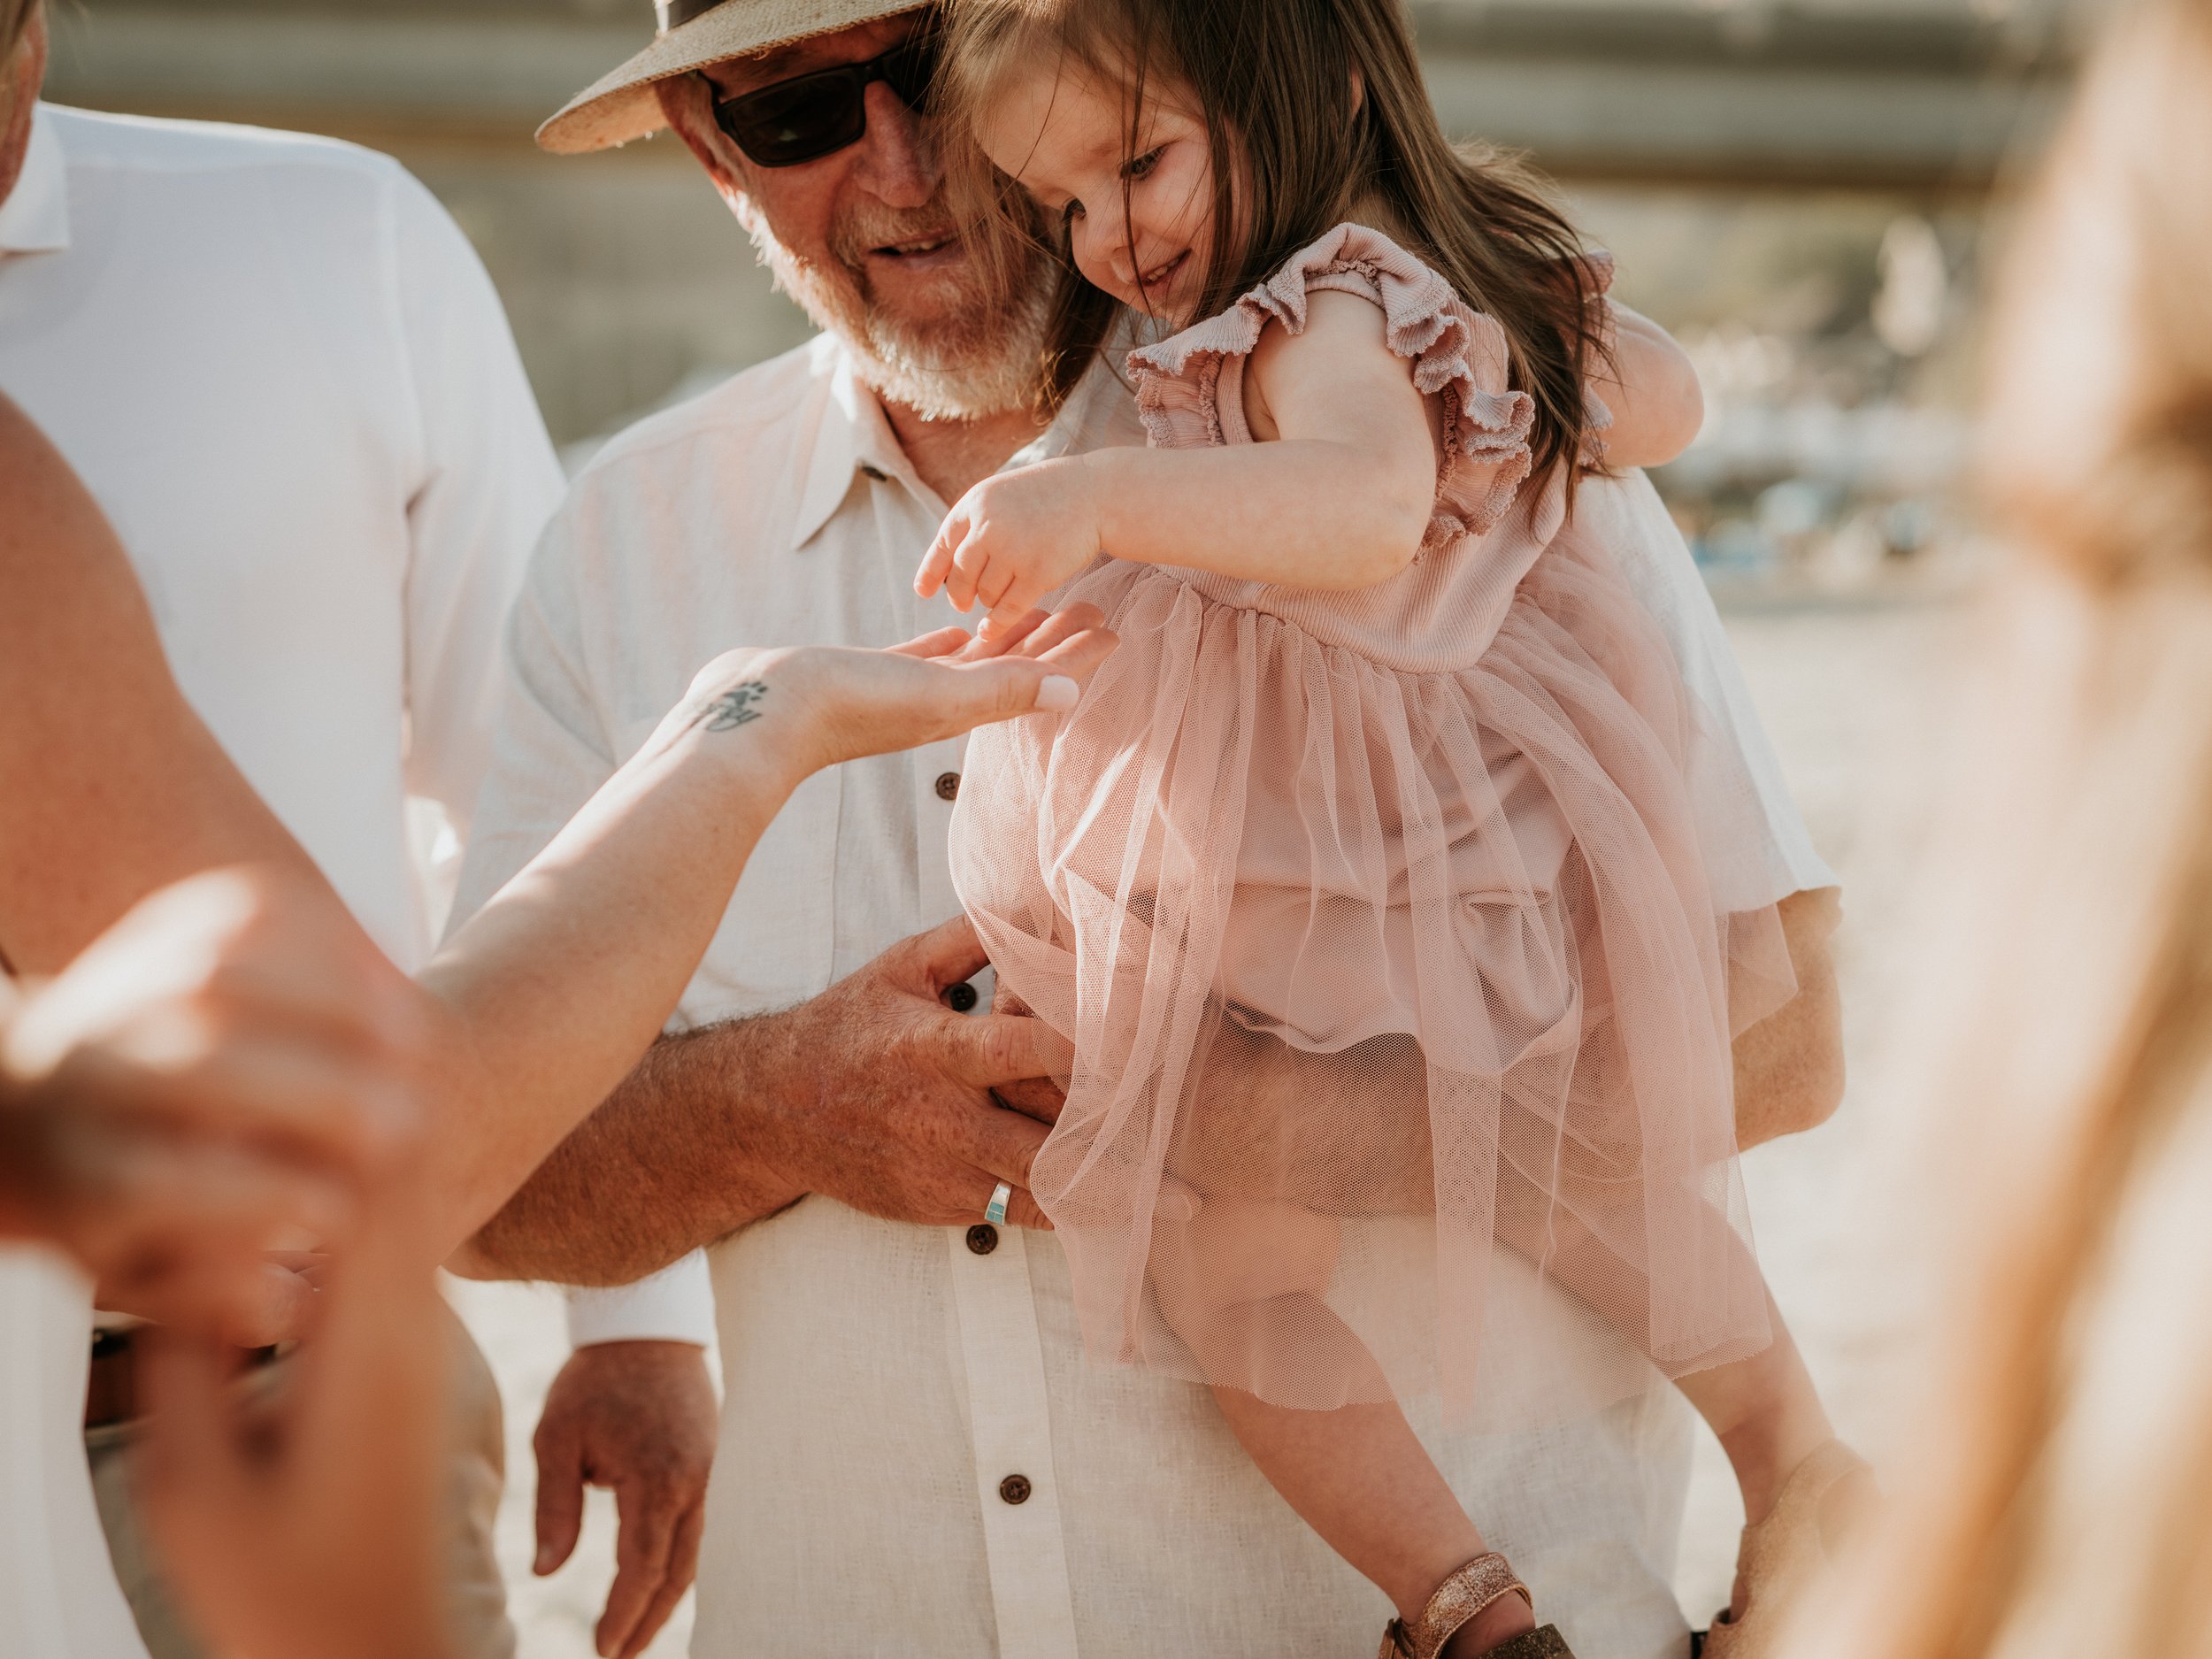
top-left (710, 31), bottom-right (941, 169)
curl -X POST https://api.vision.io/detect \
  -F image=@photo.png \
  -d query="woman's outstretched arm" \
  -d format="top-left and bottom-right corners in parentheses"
top-left (0, 389), bottom-right (1116, 1267)
top-left (413, 616), bottom-right (1113, 1260)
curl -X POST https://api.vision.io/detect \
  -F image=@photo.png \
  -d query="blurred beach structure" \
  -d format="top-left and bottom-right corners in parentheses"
top-left (41, 2), bottom-right (2067, 1650)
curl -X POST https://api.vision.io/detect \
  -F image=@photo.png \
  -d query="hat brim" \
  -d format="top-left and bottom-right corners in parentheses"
top-left (539, 0), bottom-right (930, 156)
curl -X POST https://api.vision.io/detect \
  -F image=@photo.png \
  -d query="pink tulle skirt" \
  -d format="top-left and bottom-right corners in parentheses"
top-left (952, 531), bottom-right (1793, 1420)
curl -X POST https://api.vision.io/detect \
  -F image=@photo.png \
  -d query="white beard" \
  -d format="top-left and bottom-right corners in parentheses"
top-left (743, 210), bottom-right (1052, 421)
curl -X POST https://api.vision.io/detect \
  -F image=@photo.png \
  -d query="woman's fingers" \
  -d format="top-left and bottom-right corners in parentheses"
top-left (887, 626), bottom-right (978, 662)
top-left (1010, 603), bottom-right (1106, 662)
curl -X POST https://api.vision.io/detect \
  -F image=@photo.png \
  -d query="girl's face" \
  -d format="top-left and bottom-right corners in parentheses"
top-left (972, 58), bottom-right (1221, 326)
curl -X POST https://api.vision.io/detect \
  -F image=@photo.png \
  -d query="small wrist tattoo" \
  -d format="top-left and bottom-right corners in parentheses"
top-left (689, 680), bottom-right (770, 733)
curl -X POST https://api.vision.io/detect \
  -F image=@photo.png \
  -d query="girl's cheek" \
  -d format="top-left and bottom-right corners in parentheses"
top-left (1066, 227), bottom-right (1119, 297)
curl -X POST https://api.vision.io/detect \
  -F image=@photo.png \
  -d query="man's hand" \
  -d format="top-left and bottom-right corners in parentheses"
top-left (759, 915), bottom-right (1068, 1231)
top-left (459, 913), bottom-right (1072, 1285)
top-left (533, 1341), bottom-right (718, 1659)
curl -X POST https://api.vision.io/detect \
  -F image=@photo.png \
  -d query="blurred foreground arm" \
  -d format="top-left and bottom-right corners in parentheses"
top-left (0, 869), bottom-right (426, 1333)
top-left (0, 396), bottom-right (315, 973)
top-left (138, 1158), bottom-right (453, 1659)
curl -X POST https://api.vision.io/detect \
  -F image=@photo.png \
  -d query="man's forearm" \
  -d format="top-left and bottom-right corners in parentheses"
top-left (450, 1013), bottom-right (807, 1285)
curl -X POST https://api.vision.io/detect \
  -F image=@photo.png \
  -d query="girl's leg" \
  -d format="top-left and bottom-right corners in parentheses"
top-left (1671, 1290), bottom-right (1835, 1525)
top-left (1492, 1166), bottom-right (1838, 1524)
top-left (1155, 1196), bottom-right (1535, 1655)
top-left (1210, 1385), bottom-right (1536, 1657)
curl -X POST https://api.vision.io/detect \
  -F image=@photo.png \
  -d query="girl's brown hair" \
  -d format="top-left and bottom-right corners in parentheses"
top-left (940, 0), bottom-right (1606, 494)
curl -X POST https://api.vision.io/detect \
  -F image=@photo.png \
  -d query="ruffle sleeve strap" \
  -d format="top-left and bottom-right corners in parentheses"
top-left (1124, 222), bottom-right (1539, 545)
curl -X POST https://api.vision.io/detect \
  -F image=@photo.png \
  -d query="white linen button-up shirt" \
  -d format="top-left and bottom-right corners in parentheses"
top-left (0, 102), bottom-right (564, 1659)
top-left (454, 330), bottom-right (1833, 1659)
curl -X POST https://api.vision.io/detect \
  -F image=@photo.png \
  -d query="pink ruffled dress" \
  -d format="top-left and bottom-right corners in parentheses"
top-left (952, 225), bottom-right (1794, 1419)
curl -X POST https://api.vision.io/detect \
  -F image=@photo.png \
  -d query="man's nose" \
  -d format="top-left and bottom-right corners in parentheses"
top-left (849, 81), bottom-right (938, 208)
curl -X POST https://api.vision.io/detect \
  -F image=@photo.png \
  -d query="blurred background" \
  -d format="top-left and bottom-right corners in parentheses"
top-left (38, 1), bottom-right (2078, 1652)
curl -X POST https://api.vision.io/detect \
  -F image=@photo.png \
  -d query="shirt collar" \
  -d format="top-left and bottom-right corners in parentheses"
top-left (787, 337), bottom-right (1134, 553)
top-left (0, 104), bottom-right (71, 257)
top-left (788, 338), bottom-right (913, 552)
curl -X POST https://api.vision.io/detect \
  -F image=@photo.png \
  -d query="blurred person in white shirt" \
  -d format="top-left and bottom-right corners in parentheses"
top-left (449, 4), bottom-right (1846, 1655)
top-left (0, 3), bottom-right (715, 1655)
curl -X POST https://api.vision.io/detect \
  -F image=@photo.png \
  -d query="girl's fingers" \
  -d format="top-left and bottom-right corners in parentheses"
top-left (914, 525), bottom-right (961, 600)
top-left (947, 534), bottom-right (994, 613)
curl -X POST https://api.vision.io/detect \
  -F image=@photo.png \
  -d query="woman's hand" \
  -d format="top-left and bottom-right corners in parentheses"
top-left (914, 457), bottom-right (1109, 641)
top-left (0, 868), bottom-right (424, 1334)
top-left (659, 602), bottom-right (1118, 783)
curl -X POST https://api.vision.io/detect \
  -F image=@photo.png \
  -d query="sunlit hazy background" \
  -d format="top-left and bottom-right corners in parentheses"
top-left (41, 1), bottom-right (2080, 1651)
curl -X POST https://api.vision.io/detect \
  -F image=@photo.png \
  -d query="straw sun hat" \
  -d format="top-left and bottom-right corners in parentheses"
top-left (539, 0), bottom-right (928, 155)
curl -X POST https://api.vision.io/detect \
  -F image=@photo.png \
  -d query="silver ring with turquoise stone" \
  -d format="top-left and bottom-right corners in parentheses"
top-left (985, 1181), bottom-right (1013, 1226)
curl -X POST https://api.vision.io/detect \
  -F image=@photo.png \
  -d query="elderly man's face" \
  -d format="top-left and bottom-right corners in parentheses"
top-left (660, 12), bottom-right (1046, 421)
top-left (0, 4), bottom-right (48, 213)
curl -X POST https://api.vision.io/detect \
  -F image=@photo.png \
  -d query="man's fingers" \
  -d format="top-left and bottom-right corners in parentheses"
top-left (897, 914), bottom-right (992, 995)
top-left (531, 1417), bottom-right (587, 1577)
top-left (941, 1010), bottom-right (1074, 1089)
top-left (992, 1075), bottom-right (1067, 1127)
top-left (596, 1483), bottom-right (680, 1659)
top-left (615, 1499), bottom-right (704, 1659)
top-left (960, 1096), bottom-right (1050, 1195)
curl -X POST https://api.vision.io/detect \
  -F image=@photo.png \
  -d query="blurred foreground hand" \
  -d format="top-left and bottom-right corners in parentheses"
top-left (137, 1166), bottom-right (451, 1659)
top-left (0, 866), bottom-right (425, 1336)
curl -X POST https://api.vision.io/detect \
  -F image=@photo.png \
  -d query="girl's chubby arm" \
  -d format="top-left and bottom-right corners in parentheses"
top-left (1594, 303), bottom-right (1707, 470)
top-left (917, 290), bottom-right (1437, 637)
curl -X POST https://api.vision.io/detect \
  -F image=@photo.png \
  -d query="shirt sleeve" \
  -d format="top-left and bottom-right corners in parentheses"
top-left (388, 165), bottom-right (567, 849)
top-left (445, 499), bottom-right (615, 935)
top-left (565, 1250), bottom-right (718, 1349)
top-left (1600, 472), bottom-right (1839, 908)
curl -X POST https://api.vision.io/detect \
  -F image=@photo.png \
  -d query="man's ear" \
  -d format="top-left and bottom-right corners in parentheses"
top-left (657, 74), bottom-right (751, 206)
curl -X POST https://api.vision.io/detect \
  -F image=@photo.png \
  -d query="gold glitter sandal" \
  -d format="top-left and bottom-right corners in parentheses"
top-left (1378, 1554), bottom-right (1577, 1659)
top-left (1701, 1440), bottom-right (1875, 1659)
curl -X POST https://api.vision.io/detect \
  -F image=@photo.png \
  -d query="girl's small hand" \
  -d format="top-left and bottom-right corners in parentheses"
top-left (915, 458), bottom-right (1106, 641)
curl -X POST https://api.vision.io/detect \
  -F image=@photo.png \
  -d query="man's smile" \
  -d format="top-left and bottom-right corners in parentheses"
top-left (869, 230), bottom-right (966, 269)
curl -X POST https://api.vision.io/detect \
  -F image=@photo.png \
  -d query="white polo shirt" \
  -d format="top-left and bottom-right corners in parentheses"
top-left (0, 102), bottom-right (563, 1659)
top-left (453, 333), bottom-right (1835, 1658)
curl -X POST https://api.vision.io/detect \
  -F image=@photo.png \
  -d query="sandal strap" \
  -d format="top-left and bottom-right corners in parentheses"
top-left (1377, 1554), bottom-right (1534, 1659)
top-left (1480, 1627), bottom-right (1577, 1659)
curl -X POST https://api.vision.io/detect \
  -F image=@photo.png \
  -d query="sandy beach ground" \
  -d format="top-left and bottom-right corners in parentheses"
top-left (445, 588), bottom-right (1972, 1656)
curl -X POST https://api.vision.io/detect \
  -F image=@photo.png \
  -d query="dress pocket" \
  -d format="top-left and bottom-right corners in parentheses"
top-left (614, 717), bottom-right (843, 1027)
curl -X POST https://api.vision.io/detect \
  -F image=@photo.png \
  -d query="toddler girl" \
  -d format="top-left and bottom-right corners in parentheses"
top-left (920, 3), bottom-right (1864, 1653)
